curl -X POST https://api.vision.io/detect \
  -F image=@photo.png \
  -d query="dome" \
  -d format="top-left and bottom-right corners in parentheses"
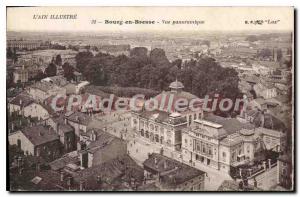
top-left (169, 79), bottom-right (184, 90)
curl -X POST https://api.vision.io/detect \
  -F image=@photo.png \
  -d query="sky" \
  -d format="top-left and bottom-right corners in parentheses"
top-left (7, 7), bottom-right (294, 32)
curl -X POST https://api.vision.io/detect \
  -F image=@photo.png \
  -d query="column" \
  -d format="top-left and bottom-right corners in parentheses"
top-left (268, 159), bottom-right (272, 169)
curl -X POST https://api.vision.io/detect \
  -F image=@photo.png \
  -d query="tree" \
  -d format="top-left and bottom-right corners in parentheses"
top-left (62, 62), bottom-right (75, 81)
top-left (149, 48), bottom-right (170, 67)
top-left (74, 47), bottom-right (241, 117)
top-left (75, 51), bottom-right (94, 72)
top-left (84, 64), bottom-right (107, 86)
top-left (45, 63), bottom-right (57, 77)
top-left (172, 59), bottom-right (182, 69)
top-left (277, 49), bottom-right (283, 62)
top-left (245, 35), bottom-right (258, 42)
top-left (130, 47), bottom-right (148, 59)
top-left (257, 48), bottom-right (272, 58)
top-left (201, 40), bottom-right (210, 47)
top-left (7, 47), bottom-right (13, 58)
top-left (32, 71), bottom-right (46, 81)
top-left (55, 54), bottom-right (62, 66)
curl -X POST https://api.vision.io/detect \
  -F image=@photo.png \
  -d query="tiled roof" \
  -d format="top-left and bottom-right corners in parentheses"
top-left (66, 111), bottom-right (92, 126)
top-left (49, 152), bottom-right (79, 171)
top-left (22, 125), bottom-right (59, 146)
top-left (217, 180), bottom-right (262, 191)
top-left (204, 113), bottom-right (255, 135)
top-left (143, 153), bottom-right (205, 188)
top-left (220, 133), bottom-right (243, 146)
top-left (137, 182), bottom-right (160, 191)
top-left (256, 127), bottom-right (285, 138)
top-left (31, 170), bottom-right (78, 191)
top-left (42, 76), bottom-right (68, 87)
top-left (85, 129), bottom-right (121, 154)
top-left (139, 110), bottom-right (187, 125)
top-left (73, 155), bottom-right (143, 190)
top-left (84, 85), bottom-right (111, 98)
top-left (10, 92), bottom-right (34, 107)
top-left (31, 81), bottom-right (62, 93)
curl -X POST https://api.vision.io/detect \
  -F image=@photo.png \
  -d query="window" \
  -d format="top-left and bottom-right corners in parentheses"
top-left (202, 146), bottom-right (206, 154)
top-left (150, 132), bottom-right (154, 141)
top-left (201, 156), bottom-right (204, 163)
top-left (223, 152), bottom-right (226, 158)
top-left (160, 127), bottom-right (164, 134)
top-left (141, 129), bottom-right (144, 137)
top-left (155, 126), bottom-right (158, 132)
top-left (194, 114), bottom-right (197, 120)
top-left (133, 119), bottom-right (137, 124)
top-left (17, 139), bottom-right (21, 149)
top-left (150, 124), bottom-right (154, 131)
top-left (160, 136), bottom-right (164, 144)
top-left (208, 146), bottom-right (212, 156)
top-left (167, 139), bottom-right (171, 145)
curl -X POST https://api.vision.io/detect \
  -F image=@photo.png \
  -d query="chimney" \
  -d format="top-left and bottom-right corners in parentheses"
top-left (90, 130), bottom-right (97, 141)
top-left (260, 113), bottom-right (265, 127)
top-left (96, 176), bottom-right (101, 184)
top-left (56, 123), bottom-right (60, 133)
top-left (67, 177), bottom-right (73, 190)
top-left (36, 163), bottom-right (40, 172)
top-left (14, 156), bottom-right (18, 165)
top-left (17, 156), bottom-right (22, 168)
top-left (11, 123), bottom-right (14, 131)
top-left (64, 118), bottom-right (67, 124)
top-left (154, 157), bottom-right (158, 165)
top-left (60, 171), bottom-right (65, 181)
top-left (19, 167), bottom-right (24, 175)
top-left (79, 180), bottom-right (84, 191)
top-left (164, 161), bottom-right (168, 169)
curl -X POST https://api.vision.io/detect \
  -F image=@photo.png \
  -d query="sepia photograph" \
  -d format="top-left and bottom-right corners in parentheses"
top-left (6, 6), bottom-right (294, 192)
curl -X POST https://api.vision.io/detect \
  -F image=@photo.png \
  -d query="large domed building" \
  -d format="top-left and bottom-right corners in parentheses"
top-left (130, 80), bottom-right (286, 174)
top-left (131, 80), bottom-right (203, 151)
